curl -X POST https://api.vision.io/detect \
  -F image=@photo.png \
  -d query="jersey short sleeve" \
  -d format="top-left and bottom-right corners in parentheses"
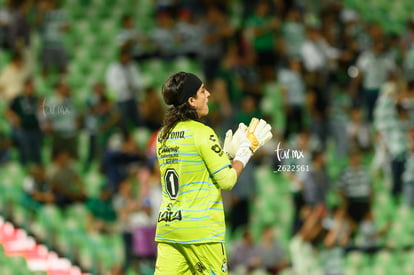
top-left (195, 125), bottom-right (231, 175)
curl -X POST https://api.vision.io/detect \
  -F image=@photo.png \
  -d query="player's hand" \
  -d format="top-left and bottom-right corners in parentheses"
top-left (223, 123), bottom-right (247, 159)
top-left (234, 127), bottom-right (253, 167)
top-left (246, 118), bottom-right (273, 152)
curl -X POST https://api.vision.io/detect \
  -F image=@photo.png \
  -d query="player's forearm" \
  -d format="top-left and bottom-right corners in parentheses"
top-left (213, 166), bottom-right (238, 191)
top-left (232, 160), bottom-right (244, 178)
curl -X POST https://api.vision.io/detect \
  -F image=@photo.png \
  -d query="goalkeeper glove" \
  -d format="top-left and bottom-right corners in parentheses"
top-left (222, 123), bottom-right (247, 159)
top-left (245, 117), bottom-right (273, 153)
top-left (233, 118), bottom-right (273, 167)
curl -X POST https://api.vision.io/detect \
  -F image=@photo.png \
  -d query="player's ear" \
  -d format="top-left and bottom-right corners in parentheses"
top-left (188, 96), bottom-right (196, 107)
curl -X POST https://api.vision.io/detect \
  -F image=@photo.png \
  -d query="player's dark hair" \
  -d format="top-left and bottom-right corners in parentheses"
top-left (159, 72), bottom-right (199, 142)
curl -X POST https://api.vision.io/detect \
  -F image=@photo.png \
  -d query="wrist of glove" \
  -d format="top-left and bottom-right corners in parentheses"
top-left (233, 135), bottom-right (253, 167)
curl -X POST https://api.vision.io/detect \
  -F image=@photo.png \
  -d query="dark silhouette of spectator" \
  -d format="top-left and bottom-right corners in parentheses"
top-left (281, 6), bottom-right (305, 59)
top-left (229, 229), bottom-right (261, 273)
top-left (117, 14), bottom-right (152, 61)
top-left (228, 159), bottom-right (257, 235)
top-left (329, 82), bottom-right (352, 159)
top-left (346, 106), bottom-right (372, 152)
top-left (49, 149), bottom-right (87, 208)
top-left (43, 80), bottom-right (80, 159)
top-left (211, 42), bottom-right (242, 130)
top-left (7, 0), bottom-right (31, 53)
top-left (257, 226), bottom-right (289, 274)
top-left (402, 128), bottom-right (414, 207)
top-left (0, 0), bottom-right (14, 50)
top-left (387, 104), bottom-right (410, 199)
top-left (139, 87), bottom-right (164, 131)
top-left (337, 149), bottom-right (373, 226)
top-left (84, 82), bottom-right (120, 168)
top-left (245, 0), bottom-right (279, 79)
top-left (101, 132), bottom-right (144, 193)
top-left (300, 25), bottom-right (338, 91)
top-left (199, 4), bottom-right (234, 82)
top-left (306, 87), bottom-right (329, 149)
top-left (354, 40), bottom-right (396, 122)
top-left (287, 128), bottom-right (320, 234)
top-left (302, 150), bottom-right (330, 208)
top-left (106, 46), bottom-right (143, 132)
top-left (86, 185), bottom-right (117, 234)
top-left (278, 57), bottom-right (306, 139)
top-left (150, 11), bottom-right (179, 60)
top-left (175, 8), bottom-right (202, 59)
top-left (113, 179), bottom-right (141, 273)
top-left (235, 94), bottom-right (262, 126)
top-left (23, 164), bottom-right (55, 208)
top-left (6, 78), bottom-right (43, 165)
top-left (235, 40), bottom-right (262, 98)
top-left (36, 0), bottom-right (70, 76)
top-left (353, 211), bottom-right (389, 253)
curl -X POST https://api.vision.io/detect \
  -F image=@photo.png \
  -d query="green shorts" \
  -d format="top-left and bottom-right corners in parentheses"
top-left (154, 242), bottom-right (228, 275)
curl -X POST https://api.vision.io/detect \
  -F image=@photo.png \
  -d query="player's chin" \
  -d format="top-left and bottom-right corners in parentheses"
top-left (201, 105), bottom-right (209, 115)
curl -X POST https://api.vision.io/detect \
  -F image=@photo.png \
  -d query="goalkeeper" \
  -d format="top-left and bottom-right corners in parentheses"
top-left (155, 72), bottom-right (272, 275)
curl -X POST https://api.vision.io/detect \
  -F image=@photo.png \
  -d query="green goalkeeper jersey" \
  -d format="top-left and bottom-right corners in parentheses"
top-left (155, 120), bottom-right (231, 244)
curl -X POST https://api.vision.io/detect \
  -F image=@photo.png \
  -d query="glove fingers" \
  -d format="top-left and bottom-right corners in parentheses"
top-left (225, 129), bottom-right (233, 141)
top-left (255, 119), bottom-right (267, 135)
top-left (238, 122), bottom-right (247, 132)
top-left (256, 123), bottom-right (271, 141)
top-left (261, 131), bottom-right (273, 145)
top-left (247, 118), bottom-right (259, 133)
top-left (260, 124), bottom-right (272, 139)
top-left (234, 123), bottom-right (247, 143)
top-left (223, 129), bottom-right (233, 150)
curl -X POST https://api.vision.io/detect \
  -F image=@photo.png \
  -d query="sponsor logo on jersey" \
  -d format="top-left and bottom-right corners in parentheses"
top-left (221, 261), bottom-right (227, 272)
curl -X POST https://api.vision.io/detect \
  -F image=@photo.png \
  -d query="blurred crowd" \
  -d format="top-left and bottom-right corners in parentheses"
top-left (1, 0), bottom-right (414, 274)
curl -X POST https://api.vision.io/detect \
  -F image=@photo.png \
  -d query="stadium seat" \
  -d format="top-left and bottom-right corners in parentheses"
top-left (35, 205), bottom-right (64, 247)
top-left (64, 203), bottom-right (89, 232)
top-left (77, 240), bottom-right (96, 273)
top-left (84, 170), bottom-right (105, 198)
top-left (77, 233), bottom-right (109, 274)
top-left (10, 203), bottom-right (32, 230)
top-left (65, 2), bottom-right (85, 20)
top-left (103, 234), bottom-right (124, 264)
top-left (0, 179), bottom-right (24, 220)
top-left (345, 251), bottom-right (370, 270)
top-left (55, 228), bottom-right (76, 261)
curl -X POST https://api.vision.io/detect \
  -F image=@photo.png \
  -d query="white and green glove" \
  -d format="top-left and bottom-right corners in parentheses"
top-left (222, 123), bottom-right (247, 159)
top-left (246, 118), bottom-right (273, 152)
top-left (233, 118), bottom-right (273, 167)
